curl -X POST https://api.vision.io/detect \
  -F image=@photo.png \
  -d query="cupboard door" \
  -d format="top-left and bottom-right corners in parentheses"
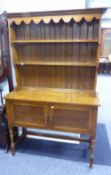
top-left (49, 104), bottom-right (92, 134)
top-left (11, 103), bottom-right (48, 129)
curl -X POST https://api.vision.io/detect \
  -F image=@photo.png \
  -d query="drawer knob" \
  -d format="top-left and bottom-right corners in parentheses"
top-left (51, 106), bottom-right (54, 109)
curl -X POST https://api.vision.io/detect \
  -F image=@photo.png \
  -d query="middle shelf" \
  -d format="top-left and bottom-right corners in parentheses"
top-left (14, 61), bottom-right (97, 67)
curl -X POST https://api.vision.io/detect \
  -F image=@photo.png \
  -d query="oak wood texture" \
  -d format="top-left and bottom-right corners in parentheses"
top-left (11, 39), bottom-right (98, 43)
top-left (4, 8), bottom-right (106, 168)
top-left (5, 88), bottom-right (99, 106)
top-left (7, 8), bottom-right (106, 18)
top-left (14, 61), bottom-right (97, 67)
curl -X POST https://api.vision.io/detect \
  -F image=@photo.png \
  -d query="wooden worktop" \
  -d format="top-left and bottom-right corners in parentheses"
top-left (4, 88), bottom-right (100, 106)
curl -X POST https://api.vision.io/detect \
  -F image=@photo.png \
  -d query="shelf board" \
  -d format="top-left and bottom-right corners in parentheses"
top-left (14, 61), bottom-right (97, 67)
top-left (12, 39), bottom-right (98, 44)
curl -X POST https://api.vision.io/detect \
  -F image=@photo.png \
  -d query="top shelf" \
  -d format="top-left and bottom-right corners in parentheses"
top-left (11, 39), bottom-right (99, 44)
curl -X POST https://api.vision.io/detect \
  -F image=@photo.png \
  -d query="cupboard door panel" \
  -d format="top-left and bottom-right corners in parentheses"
top-left (50, 105), bottom-right (91, 133)
top-left (12, 103), bottom-right (48, 128)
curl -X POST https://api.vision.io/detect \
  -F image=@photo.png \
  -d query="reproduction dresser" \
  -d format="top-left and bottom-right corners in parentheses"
top-left (4, 8), bottom-right (106, 168)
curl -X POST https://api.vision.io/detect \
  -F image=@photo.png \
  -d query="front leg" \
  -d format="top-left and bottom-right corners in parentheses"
top-left (22, 127), bottom-right (27, 138)
top-left (9, 128), bottom-right (15, 155)
top-left (89, 139), bottom-right (95, 168)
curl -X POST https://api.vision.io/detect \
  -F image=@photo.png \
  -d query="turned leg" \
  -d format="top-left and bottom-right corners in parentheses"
top-left (9, 128), bottom-right (15, 155)
top-left (22, 127), bottom-right (27, 138)
top-left (89, 139), bottom-right (95, 168)
top-left (13, 127), bottom-right (19, 140)
top-left (89, 136), bottom-right (91, 150)
top-left (6, 128), bottom-right (10, 153)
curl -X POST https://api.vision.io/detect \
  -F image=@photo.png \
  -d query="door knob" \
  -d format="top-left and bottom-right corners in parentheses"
top-left (51, 106), bottom-right (54, 109)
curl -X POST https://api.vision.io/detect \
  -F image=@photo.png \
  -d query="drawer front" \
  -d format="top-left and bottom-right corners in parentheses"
top-left (12, 103), bottom-right (48, 128)
top-left (49, 104), bottom-right (94, 134)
